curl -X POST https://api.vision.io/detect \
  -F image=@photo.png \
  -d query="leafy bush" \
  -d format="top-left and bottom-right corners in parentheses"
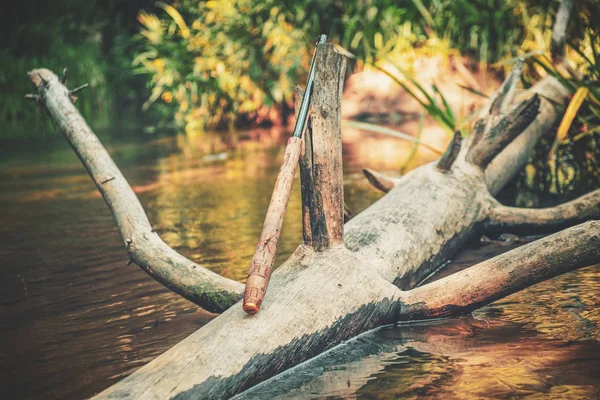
top-left (0, 0), bottom-right (156, 139)
top-left (134, 1), bottom-right (309, 133)
top-left (135, 0), bottom-right (599, 134)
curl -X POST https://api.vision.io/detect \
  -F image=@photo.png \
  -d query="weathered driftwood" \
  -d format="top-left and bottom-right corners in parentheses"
top-left (466, 94), bottom-right (541, 168)
top-left (401, 220), bottom-right (599, 319)
top-left (362, 168), bottom-right (402, 193)
top-left (299, 43), bottom-right (347, 251)
top-left (436, 130), bottom-right (462, 172)
top-left (486, 189), bottom-right (600, 234)
top-left (28, 5), bottom-right (600, 398)
top-left (33, 64), bottom-right (600, 398)
top-left (27, 69), bottom-right (243, 314)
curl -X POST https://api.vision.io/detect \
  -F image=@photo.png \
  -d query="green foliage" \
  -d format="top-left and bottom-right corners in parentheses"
top-left (515, 22), bottom-right (600, 204)
top-left (135, 0), bottom-right (584, 133)
top-left (2, 53), bottom-right (114, 139)
top-left (134, 0), bottom-right (309, 133)
top-left (0, 0), bottom-right (155, 139)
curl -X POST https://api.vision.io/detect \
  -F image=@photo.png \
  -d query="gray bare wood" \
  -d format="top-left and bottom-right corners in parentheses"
top-left (28, 69), bottom-right (243, 314)
top-left (27, 4), bottom-right (598, 396)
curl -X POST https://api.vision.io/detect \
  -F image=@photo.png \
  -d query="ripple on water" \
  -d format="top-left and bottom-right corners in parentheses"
top-left (1, 132), bottom-right (598, 399)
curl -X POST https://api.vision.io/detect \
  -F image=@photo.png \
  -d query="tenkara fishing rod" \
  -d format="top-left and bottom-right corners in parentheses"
top-left (243, 34), bottom-right (327, 315)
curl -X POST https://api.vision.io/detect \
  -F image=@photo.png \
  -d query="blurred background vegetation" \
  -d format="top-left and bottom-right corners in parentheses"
top-left (1, 0), bottom-right (599, 201)
top-left (1, 0), bottom-right (158, 138)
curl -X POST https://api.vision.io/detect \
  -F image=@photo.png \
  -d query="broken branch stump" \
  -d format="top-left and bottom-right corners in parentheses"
top-left (299, 43), bottom-right (348, 251)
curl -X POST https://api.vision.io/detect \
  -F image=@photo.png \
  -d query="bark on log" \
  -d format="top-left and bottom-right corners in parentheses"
top-left (300, 43), bottom-right (347, 251)
top-left (29, 5), bottom-right (597, 396)
top-left (31, 65), bottom-right (592, 399)
top-left (28, 69), bottom-right (243, 314)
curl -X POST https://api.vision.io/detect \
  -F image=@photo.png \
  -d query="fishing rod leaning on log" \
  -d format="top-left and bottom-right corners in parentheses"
top-left (243, 34), bottom-right (328, 315)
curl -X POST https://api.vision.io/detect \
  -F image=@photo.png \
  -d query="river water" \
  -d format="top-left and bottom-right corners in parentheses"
top-left (0, 128), bottom-right (599, 399)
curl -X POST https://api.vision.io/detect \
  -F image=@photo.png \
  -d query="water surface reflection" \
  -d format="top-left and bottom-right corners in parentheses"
top-left (1, 128), bottom-right (598, 399)
top-left (238, 240), bottom-right (600, 399)
top-left (241, 276), bottom-right (600, 400)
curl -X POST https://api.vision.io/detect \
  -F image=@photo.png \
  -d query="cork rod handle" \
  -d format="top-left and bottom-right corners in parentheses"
top-left (243, 136), bottom-right (303, 314)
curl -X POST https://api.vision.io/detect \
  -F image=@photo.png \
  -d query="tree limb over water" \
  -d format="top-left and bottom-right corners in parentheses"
top-left (26, 2), bottom-right (600, 398)
top-left (28, 69), bottom-right (243, 314)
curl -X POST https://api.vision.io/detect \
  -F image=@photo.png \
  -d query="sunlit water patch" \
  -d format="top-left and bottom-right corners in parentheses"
top-left (1, 129), bottom-right (598, 399)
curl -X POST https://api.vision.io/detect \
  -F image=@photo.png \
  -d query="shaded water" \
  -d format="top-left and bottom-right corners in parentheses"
top-left (0, 128), bottom-right (598, 399)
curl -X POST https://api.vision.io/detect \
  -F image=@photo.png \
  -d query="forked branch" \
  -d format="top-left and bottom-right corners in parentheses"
top-left (489, 58), bottom-right (524, 117)
top-left (469, 58), bottom-right (524, 152)
top-left (28, 68), bottom-right (243, 313)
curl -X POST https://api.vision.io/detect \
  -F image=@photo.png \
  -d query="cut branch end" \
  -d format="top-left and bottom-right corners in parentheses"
top-left (436, 131), bottom-right (462, 173)
top-left (467, 93), bottom-right (541, 168)
top-left (363, 168), bottom-right (400, 193)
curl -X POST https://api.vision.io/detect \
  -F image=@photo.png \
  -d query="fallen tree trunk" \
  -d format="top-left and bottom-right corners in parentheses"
top-left (27, 6), bottom-right (600, 398)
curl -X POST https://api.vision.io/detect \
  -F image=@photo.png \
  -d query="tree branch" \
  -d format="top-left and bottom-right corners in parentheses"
top-left (362, 168), bottom-right (401, 193)
top-left (467, 58), bottom-right (524, 152)
top-left (400, 220), bottom-right (600, 320)
top-left (486, 188), bottom-right (600, 234)
top-left (489, 58), bottom-right (524, 117)
top-left (33, 0), bottom-right (578, 390)
top-left (551, 0), bottom-right (573, 65)
top-left (300, 43), bottom-right (347, 251)
top-left (28, 68), bottom-right (243, 313)
top-left (484, 76), bottom-right (569, 194)
top-left (466, 94), bottom-right (541, 168)
top-left (436, 131), bottom-right (462, 173)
